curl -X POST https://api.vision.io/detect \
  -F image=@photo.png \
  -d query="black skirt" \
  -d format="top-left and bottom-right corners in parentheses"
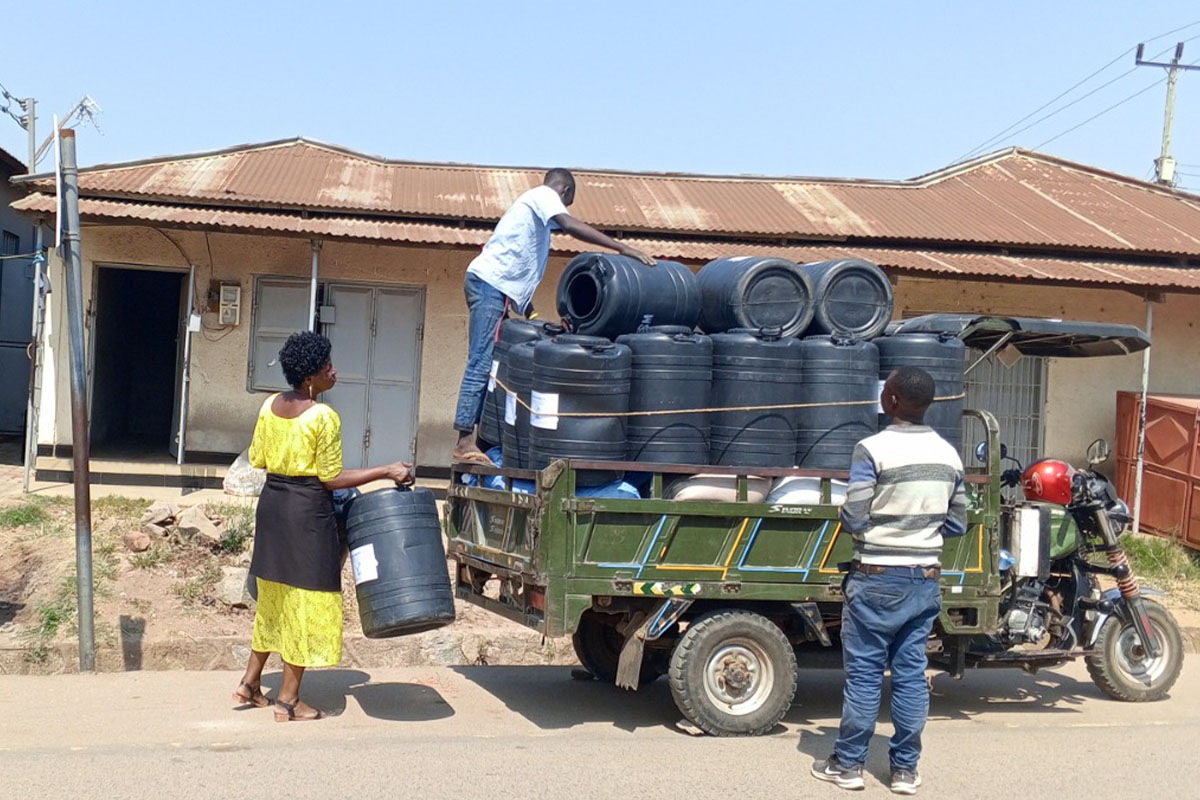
top-left (250, 474), bottom-right (341, 592)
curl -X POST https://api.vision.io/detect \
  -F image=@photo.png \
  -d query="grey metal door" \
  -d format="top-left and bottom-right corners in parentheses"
top-left (0, 243), bottom-right (33, 434)
top-left (323, 283), bottom-right (424, 468)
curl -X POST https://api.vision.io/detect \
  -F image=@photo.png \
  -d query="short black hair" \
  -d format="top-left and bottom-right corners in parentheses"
top-left (890, 366), bottom-right (935, 409)
top-left (544, 168), bottom-right (575, 188)
top-left (278, 331), bottom-right (332, 389)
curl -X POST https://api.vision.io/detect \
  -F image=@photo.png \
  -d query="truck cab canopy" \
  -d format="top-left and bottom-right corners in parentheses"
top-left (888, 314), bottom-right (1150, 358)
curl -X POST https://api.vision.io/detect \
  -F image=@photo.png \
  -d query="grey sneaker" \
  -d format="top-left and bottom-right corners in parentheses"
top-left (811, 755), bottom-right (865, 790)
top-left (890, 768), bottom-right (921, 795)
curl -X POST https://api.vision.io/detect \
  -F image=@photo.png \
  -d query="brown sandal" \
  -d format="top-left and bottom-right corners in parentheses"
top-left (274, 698), bottom-right (325, 722)
top-left (232, 680), bottom-right (272, 709)
top-left (452, 451), bottom-right (494, 466)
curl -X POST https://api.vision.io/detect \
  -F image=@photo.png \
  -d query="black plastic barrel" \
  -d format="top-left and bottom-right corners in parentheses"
top-left (530, 335), bottom-right (631, 485)
top-left (615, 325), bottom-right (712, 465)
top-left (345, 487), bottom-right (456, 638)
top-left (697, 257), bottom-right (815, 337)
top-left (479, 319), bottom-right (549, 447)
top-left (501, 340), bottom-right (537, 468)
top-left (796, 336), bottom-right (880, 469)
top-left (557, 253), bottom-right (700, 339)
top-left (874, 332), bottom-right (966, 450)
top-left (709, 328), bottom-right (804, 467)
top-left (797, 259), bottom-right (894, 340)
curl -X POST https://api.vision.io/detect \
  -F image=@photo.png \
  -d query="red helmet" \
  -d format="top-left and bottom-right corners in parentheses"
top-left (1022, 459), bottom-right (1076, 505)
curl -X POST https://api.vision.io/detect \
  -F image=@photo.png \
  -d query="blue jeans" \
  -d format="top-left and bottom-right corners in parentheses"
top-left (453, 273), bottom-right (509, 434)
top-left (834, 569), bottom-right (942, 772)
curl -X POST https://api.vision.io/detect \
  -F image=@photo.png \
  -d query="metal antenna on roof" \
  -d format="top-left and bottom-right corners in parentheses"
top-left (1135, 42), bottom-right (1200, 186)
top-left (31, 95), bottom-right (103, 168)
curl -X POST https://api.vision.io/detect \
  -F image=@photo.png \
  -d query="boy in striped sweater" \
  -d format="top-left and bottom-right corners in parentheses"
top-left (812, 366), bottom-right (966, 795)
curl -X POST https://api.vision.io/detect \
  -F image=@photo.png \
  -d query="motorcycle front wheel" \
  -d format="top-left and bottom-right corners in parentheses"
top-left (1085, 598), bottom-right (1183, 702)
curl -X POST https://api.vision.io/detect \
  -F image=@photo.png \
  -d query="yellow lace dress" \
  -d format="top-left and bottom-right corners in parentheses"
top-left (247, 395), bottom-right (345, 667)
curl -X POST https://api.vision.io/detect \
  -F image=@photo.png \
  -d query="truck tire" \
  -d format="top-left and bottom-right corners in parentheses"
top-left (572, 610), bottom-right (661, 687)
top-left (668, 609), bottom-right (797, 736)
top-left (1085, 598), bottom-right (1183, 702)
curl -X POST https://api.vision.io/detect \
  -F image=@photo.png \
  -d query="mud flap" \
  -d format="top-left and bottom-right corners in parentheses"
top-left (615, 599), bottom-right (693, 690)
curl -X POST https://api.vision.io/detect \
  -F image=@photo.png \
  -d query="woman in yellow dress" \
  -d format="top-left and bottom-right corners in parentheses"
top-left (231, 331), bottom-right (413, 721)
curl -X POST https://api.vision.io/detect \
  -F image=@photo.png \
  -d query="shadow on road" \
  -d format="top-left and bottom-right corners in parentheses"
top-left (786, 662), bottom-right (1095, 726)
top-left (260, 669), bottom-right (455, 722)
top-left (452, 665), bottom-right (678, 732)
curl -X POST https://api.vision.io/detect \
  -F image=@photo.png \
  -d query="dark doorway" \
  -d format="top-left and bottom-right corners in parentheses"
top-left (91, 267), bottom-right (184, 457)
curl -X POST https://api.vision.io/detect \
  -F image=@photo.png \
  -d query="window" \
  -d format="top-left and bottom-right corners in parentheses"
top-left (247, 277), bottom-right (313, 391)
top-left (1, 231), bottom-right (18, 256)
top-left (962, 349), bottom-right (1047, 468)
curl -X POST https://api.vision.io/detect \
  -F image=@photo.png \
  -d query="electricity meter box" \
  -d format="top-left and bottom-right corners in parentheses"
top-left (219, 284), bottom-right (242, 326)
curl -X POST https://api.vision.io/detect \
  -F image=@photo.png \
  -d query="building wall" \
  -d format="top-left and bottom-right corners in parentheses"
top-left (34, 225), bottom-right (1200, 472)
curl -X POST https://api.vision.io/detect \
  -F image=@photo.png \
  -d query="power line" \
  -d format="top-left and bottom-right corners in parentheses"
top-left (1032, 76), bottom-right (1169, 150)
top-left (954, 22), bottom-right (1200, 162)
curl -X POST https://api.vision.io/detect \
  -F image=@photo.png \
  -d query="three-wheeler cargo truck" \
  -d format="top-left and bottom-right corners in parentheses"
top-left (445, 315), bottom-right (1182, 736)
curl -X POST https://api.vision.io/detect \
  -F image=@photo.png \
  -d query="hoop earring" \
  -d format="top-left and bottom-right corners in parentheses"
top-left (308, 382), bottom-right (315, 400)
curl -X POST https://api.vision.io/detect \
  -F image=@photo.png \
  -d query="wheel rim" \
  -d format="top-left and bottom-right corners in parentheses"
top-left (1114, 619), bottom-right (1172, 686)
top-left (702, 638), bottom-right (775, 716)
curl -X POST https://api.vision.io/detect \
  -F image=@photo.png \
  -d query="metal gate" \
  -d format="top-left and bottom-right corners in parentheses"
top-left (322, 283), bottom-right (424, 468)
top-left (963, 349), bottom-right (1047, 467)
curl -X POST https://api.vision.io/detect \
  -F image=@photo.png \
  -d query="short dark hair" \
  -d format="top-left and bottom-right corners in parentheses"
top-left (891, 366), bottom-right (935, 409)
top-left (278, 331), bottom-right (332, 389)
top-left (544, 168), bottom-right (575, 188)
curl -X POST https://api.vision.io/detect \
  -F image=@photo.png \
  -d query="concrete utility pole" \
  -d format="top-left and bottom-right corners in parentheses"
top-left (20, 97), bottom-right (35, 170)
top-left (59, 128), bottom-right (96, 671)
top-left (1136, 42), bottom-right (1200, 186)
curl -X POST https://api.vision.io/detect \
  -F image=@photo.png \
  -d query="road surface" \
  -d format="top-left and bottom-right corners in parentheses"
top-left (2, 659), bottom-right (1196, 798)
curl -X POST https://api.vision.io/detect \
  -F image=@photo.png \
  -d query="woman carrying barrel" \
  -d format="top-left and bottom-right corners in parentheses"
top-left (232, 331), bottom-right (413, 722)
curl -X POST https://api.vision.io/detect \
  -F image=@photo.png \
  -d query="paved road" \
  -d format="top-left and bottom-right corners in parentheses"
top-left (2, 659), bottom-right (1197, 798)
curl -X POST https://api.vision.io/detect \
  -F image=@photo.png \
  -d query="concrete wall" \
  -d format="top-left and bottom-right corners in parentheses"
top-left (33, 226), bottom-right (1200, 470)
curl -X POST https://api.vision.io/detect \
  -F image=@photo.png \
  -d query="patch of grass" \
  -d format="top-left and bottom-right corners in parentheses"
top-left (34, 575), bottom-right (78, 638)
top-left (0, 503), bottom-right (50, 529)
top-left (91, 496), bottom-right (151, 518)
top-left (1123, 533), bottom-right (1200, 588)
top-left (173, 561), bottom-right (223, 607)
top-left (209, 503), bottom-right (254, 555)
top-left (129, 545), bottom-right (171, 570)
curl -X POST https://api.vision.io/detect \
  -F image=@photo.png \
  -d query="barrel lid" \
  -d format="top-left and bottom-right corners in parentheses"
top-left (551, 333), bottom-right (614, 347)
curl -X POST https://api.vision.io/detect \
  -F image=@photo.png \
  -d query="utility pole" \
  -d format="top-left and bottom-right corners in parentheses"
top-left (59, 128), bottom-right (96, 672)
top-left (20, 97), bottom-right (35, 171)
top-left (1135, 42), bottom-right (1200, 186)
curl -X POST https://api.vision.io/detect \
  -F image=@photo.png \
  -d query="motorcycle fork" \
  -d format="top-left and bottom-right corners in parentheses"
top-left (1091, 511), bottom-right (1162, 658)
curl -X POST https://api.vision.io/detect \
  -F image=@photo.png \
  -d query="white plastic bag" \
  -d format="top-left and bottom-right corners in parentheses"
top-left (223, 449), bottom-right (266, 497)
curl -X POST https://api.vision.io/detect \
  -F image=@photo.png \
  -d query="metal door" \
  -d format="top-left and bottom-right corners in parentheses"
top-left (323, 283), bottom-right (424, 468)
top-left (963, 349), bottom-right (1047, 467)
top-left (0, 234), bottom-right (33, 434)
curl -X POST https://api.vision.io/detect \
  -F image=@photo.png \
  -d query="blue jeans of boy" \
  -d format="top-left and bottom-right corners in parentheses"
top-left (453, 273), bottom-right (508, 436)
top-left (834, 569), bottom-right (942, 772)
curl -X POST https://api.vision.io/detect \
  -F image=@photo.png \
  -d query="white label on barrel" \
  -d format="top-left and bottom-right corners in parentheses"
top-left (487, 359), bottom-right (499, 393)
top-left (350, 543), bottom-right (379, 585)
top-left (530, 391), bottom-right (559, 430)
top-left (875, 378), bottom-right (888, 414)
top-left (504, 391), bottom-right (517, 425)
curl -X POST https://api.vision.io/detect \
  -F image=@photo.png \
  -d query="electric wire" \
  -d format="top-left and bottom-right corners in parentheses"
top-left (955, 22), bottom-right (1200, 162)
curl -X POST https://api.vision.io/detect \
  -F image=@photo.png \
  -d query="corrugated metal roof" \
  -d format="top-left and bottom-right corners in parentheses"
top-left (15, 192), bottom-right (1200, 292)
top-left (17, 138), bottom-right (1200, 257)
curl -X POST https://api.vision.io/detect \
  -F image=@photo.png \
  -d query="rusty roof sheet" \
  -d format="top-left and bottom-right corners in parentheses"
top-left (15, 192), bottom-right (1200, 292)
top-left (16, 138), bottom-right (1200, 258)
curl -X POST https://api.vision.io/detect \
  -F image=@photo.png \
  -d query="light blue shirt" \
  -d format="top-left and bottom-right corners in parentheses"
top-left (467, 185), bottom-right (569, 311)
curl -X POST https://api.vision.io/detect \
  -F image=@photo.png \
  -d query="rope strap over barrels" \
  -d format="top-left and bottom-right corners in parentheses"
top-left (490, 374), bottom-right (966, 419)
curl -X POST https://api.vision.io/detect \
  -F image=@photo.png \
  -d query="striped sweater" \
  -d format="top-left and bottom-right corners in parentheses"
top-left (840, 424), bottom-right (967, 567)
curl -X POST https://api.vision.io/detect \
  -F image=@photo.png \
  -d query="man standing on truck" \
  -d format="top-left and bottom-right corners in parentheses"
top-left (451, 168), bottom-right (656, 464)
top-left (811, 366), bottom-right (966, 795)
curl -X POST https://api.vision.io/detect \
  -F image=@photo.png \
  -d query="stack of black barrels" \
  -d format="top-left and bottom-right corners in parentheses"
top-left (479, 253), bottom-right (965, 473)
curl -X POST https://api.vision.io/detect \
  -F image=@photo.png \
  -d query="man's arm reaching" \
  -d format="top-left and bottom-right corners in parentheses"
top-left (553, 214), bottom-right (656, 266)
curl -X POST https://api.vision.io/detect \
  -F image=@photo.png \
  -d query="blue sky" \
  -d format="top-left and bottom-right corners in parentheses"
top-left (2, 1), bottom-right (1199, 188)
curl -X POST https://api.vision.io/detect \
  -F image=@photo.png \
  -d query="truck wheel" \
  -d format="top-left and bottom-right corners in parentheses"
top-left (1085, 598), bottom-right (1183, 702)
top-left (668, 609), bottom-right (797, 736)
top-left (572, 610), bottom-right (661, 687)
